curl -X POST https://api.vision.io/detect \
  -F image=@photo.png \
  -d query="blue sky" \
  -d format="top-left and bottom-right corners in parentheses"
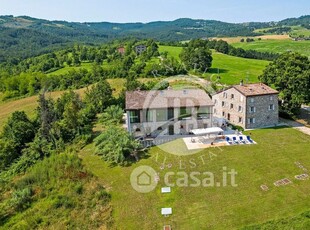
top-left (0, 0), bottom-right (309, 23)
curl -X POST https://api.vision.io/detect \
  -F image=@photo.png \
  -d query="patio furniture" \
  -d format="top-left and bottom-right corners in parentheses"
top-left (239, 136), bottom-right (246, 144)
top-left (247, 136), bottom-right (253, 143)
top-left (232, 136), bottom-right (239, 144)
top-left (161, 187), bottom-right (171, 193)
top-left (226, 137), bottom-right (232, 145)
top-left (161, 208), bottom-right (172, 217)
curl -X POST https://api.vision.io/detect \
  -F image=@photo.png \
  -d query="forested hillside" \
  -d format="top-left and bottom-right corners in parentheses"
top-left (0, 15), bottom-right (308, 62)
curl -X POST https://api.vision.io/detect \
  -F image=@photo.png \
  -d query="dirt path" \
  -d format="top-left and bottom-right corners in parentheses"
top-left (280, 118), bottom-right (310, 136)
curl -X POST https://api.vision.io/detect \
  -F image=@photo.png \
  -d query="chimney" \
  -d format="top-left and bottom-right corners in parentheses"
top-left (240, 79), bottom-right (244, 86)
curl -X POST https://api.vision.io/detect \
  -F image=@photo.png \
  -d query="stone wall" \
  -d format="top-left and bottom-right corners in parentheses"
top-left (212, 88), bottom-right (279, 129)
top-left (213, 88), bottom-right (247, 128)
top-left (245, 94), bottom-right (278, 129)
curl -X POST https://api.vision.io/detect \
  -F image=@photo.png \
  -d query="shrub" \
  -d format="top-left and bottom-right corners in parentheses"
top-left (10, 187), bottom-right (33, 211)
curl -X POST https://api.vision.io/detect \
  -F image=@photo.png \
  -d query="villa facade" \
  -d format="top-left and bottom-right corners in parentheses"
top-left (135, 44), bottom-right (147, 55)
top-left (125, 89), bottom-right (214, 137)
top-left (212, 83), bottom-right (279, 129)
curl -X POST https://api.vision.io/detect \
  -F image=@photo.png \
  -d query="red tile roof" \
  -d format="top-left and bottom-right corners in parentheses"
top-left (233, 83), bottom-right (278, 96)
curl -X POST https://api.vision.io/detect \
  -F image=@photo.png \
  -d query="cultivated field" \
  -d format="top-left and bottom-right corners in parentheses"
top-left (79, 126), bottom-right (310, 229)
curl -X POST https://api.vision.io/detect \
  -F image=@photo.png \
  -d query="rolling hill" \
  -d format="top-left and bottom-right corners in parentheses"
top-left (0, 15), bottom-right (309, 62)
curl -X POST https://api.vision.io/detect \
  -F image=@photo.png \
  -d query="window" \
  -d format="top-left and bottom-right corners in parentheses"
top-left (248, 118), bottom-right (256, 124)
top-left (214, 99), bottom-right (217, 105)
top-left (222, 101), bottom-right (225, 107)
top-left (223, 92), bottom-right (227, 98)
top-left (168, 108), bottom-right (174, 120)
top-left (238, 106), bottom-right (242, 112)
top-left (230, 103), bottom-right (234, 109)
top-left (129, 110), bottom-right (140, 123)
top-left (197, 107), bottom-right (210, 119)
top-left (250, 106), bottom-right (256, 113)
top-left (214, 108), bottom-right (217, 114)
top-left (231, 94), bottom-right (234, 99)
top-left (269, 104), bottom-right (274, 111)
top-left (269, 96), bottom-right (273, 101)
top-left (239, 117), bottom-right (243, 123)
top-left (146, 109), bottom-right (153, 122)
top-left (179, 107), bottom-right (191, 120)
top-left (222, 112), bottom-right (225, 117)
top-left (156, 109), bottom-right (167, 122)
top-left (250, 98), bottom-right (255, 103)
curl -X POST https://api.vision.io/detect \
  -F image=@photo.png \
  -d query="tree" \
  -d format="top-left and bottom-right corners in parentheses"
top-left (94, 125), bottom-right (141, 164)
top-left (101, 105), bottom-right (124, 124)
top-left (84, 80), bottom-right (113, 113)
top-left (36, 93), bottom-right (56, 140)
top-left (259, 52), bottom-right (310, 114)
top-left (180, 39), bottom-right (213, 72)
top-left (214, 40), bottom-right (229, 54)
top-left (0, 139), bottom-right (18, 170)
top-left (2, 111), bottom-right (36, 149)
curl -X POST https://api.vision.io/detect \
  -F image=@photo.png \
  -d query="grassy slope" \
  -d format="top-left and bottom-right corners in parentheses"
top-left (79, 127), bottom-right (310, 229)
top-left (208, 52), bottom-right (269, 85)
top-left (0, 153), bottom-right (113, 229)
top-left (46, 45), bottom-right (268, 87)
top-left (232, 39), bottom-right (310, 57)
top-left (159, 45), bottom-right (269, 85)
top-left (0, 79), bottom-right (126, 130)
top-left (46, 62), bottom-right (93, 76)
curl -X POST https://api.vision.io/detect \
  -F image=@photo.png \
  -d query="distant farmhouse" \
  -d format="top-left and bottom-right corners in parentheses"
top-left (125, 89), bottom-right (213, 137)
top-left (117, 46), bottom-right (125, 55)
top-left (135, 44), bottom-right (147, 55)
top-left (212, 83), bottom-right (279, 129)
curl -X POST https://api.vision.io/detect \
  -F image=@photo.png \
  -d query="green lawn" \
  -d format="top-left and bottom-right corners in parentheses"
top-left (159, 45), bottom-right (183, 60)
top-left (158, 45), bottom-right (269, 85)
top-left (205, 52), bottom-right (269, 85)
top-left (79, 127), bottom-right (310, 229)
top-left (232, 39), bottom-right (310, 57)
top-left (47, 62), bottom-right (93, 76)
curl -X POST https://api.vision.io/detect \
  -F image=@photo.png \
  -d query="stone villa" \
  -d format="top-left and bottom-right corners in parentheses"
top-left (125, 89), bottom-right (214, 137)
top-left (212, 83), bottom-right (279, 129)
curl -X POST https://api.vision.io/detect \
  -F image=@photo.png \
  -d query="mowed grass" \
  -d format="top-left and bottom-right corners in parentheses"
top-left (0, 79), bottom-right (126, 131)
top-left (47, 62), bottom-right (93, 76)
top-left (206, 52), bottom-right (269, 85)
top-left (159, 45), bottom-right (183, 59)
top-left (158, 45), bottom-right (269, 85)
top-left (79, 127), bottom-right (310, 229)
top-left (232, 39), bottom-right (310, 57)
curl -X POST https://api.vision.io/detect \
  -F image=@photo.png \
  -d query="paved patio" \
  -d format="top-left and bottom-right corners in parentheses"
top-left (183, 134), bottom-right (256, 150)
